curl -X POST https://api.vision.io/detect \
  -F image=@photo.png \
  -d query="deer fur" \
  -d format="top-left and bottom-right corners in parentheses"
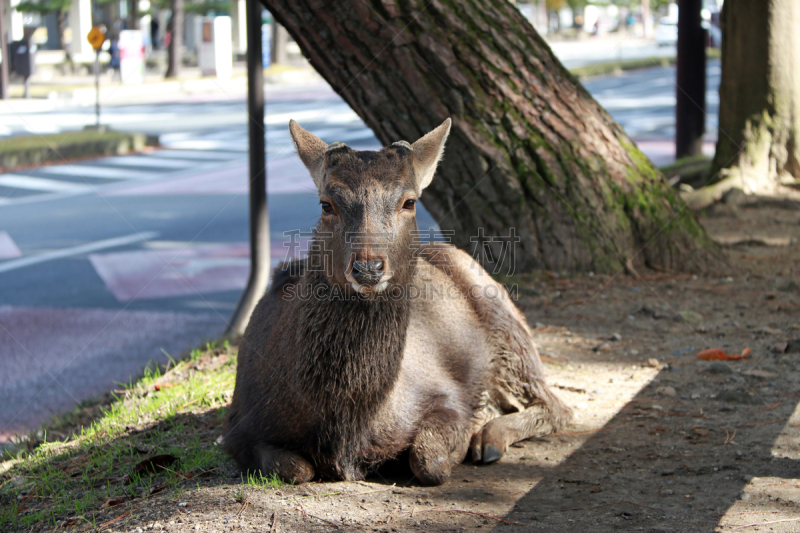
top-left (223, 118), bottom-right (572, 485)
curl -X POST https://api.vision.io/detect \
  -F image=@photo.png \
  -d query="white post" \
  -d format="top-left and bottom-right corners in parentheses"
top-left (68, 0), bottom-right (93, 61)
top-left (8, 0), bottom-right (23, 41)
top-left (231, 0), bottom-right (246, 54)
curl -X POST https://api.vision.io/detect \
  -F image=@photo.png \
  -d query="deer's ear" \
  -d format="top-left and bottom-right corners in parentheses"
top-left (289, 120), bottom-right (328, 189)
top-left (410, 118), bottom-right (451, 192)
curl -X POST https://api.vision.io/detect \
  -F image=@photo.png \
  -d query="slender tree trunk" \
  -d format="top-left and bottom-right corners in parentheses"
top-left (57, 10), bottom-right (67, 53)
top-left (261, 0), bottom-right (722, 274)
top-left (165, 0), bottom-right (183, 78)
top-left (130, 0), bottom-right (140, 30)
top-left (711, 0), bottom-right (800, 192)
top-left (641, 0), bottom-right (652, 38)
top-left (0, 0), bottom-right (9, 99)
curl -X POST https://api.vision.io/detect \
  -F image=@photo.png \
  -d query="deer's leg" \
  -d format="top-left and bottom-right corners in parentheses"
top-left (409, 409), bottom-right (471, 486)
top-left (470, 402), bottom-right (563, 464)
top-left (253, 443), bottom-right (315, 484)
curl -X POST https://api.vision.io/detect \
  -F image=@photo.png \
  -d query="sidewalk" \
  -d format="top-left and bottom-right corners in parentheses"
top-left (0, 63), bottom-right (323, 109)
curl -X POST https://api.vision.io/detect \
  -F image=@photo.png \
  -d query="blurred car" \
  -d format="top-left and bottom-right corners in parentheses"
top-left (655, 18), bottom-right (678, 46)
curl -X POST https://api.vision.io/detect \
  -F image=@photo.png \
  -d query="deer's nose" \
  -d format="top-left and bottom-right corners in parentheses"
top-left (352, 260), bottom-right (385, 285)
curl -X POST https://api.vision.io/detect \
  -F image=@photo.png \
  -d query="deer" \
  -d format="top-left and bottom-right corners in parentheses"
top-left (223, 118), bottom-right (572, 485)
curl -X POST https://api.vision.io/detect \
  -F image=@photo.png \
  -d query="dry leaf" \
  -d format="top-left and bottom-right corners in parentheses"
top-left (697, 347), bottom-right (751, 360)
top-left (127, 454), bottom-right (179, 483)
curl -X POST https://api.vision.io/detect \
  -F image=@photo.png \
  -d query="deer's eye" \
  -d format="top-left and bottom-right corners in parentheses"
top-left (402, 199), bottom-right (416, 211)
top-left (320, 201), bottom-right (334, 214)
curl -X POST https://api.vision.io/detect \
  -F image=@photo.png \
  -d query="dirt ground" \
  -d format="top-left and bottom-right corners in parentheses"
top-left (14, 194), bottom-right (800, 532)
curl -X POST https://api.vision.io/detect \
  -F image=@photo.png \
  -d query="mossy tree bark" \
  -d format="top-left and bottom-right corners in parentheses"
top-left (262, 0), bottom-right (722, 274)
top-left (711, 0), bottom-right (800, 192)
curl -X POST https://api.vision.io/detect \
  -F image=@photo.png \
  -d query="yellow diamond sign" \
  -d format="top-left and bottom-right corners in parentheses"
top-left (87, 26), bottom-right (106, 51)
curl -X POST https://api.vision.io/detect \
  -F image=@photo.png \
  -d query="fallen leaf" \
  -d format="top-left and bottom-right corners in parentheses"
top-left (697, 348), bottom-right (729, 360)
top-left (697, 347), bottom-right (751, 360)
top-left (150, 482), bottom-right (168, 495)
top-left (128, 454), bottom-right (179, 483)
top-left (101, 497), bottom-right (127, 508)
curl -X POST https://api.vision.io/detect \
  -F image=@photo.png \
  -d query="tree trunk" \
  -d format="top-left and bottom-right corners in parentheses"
top-left (165, 0), bottom-right (183, 78)
top-left (261, 0), bottom-right (722, 274)
top-left (56, 10), bottom-right (67, 54)
top-left (711, 0), bottom-right (800, 193)
top-left (130, 0), bottom-right (140, 30)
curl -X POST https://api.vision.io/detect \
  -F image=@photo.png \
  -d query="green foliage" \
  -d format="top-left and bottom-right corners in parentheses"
top-left (148, 0), bottom-right (233, 14)
top-left (15, 0), bottom-right (70, 15)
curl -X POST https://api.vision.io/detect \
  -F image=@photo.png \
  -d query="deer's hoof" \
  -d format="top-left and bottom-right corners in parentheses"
top-left (481, 443), bottom-right (504, 464)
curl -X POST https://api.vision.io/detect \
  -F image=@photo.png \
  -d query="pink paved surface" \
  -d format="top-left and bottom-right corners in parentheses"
top-left (88, 240), bottom-right (312, 302)
top-left (89, 243), bottom-right (251, 302)
top-left (0, 306), bottom-right (224, 441)
top-left (0, 231), bottom-right (22, 259)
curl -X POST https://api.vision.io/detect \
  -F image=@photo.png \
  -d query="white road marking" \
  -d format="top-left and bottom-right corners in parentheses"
top-left (161, 140), bottom-right (249, 152)
top-left (99, 156), bottom-right (196, 169)
top-left (147, 150), bottom-right (242, 160)
top-left (0, 231), bottom-right (22, 259)
top-left (0, 231), bottom-right (159, 274)
top-left (0, 174), bottom-right (93, 192)
top-left (37, 164), bottom-right (155, 180)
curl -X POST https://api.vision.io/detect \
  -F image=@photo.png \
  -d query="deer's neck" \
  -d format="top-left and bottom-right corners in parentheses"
top-left (297, 268), bottom-right (410, 404)
top-left (294, 267), bottom-right (410, 475)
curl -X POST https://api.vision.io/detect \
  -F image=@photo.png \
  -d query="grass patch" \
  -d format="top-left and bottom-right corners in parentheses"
top-left (242, 471), bottom-right (283, 490)
top-left (0, 341), bottom-right (252, 532)
top-left (0, 130), bottom-right (157, 171)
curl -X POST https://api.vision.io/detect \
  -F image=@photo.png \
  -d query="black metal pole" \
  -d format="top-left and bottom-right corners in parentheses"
top-left (227, 0), bottom-right (269, 336)
top-left (675, 0), bottom-right (706, 159)
top-left (0, 0), bottom-right (9, 100)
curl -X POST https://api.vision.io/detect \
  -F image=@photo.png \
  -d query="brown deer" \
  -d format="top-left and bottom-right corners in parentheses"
top-left (223, 118), bottom-right (572, 485)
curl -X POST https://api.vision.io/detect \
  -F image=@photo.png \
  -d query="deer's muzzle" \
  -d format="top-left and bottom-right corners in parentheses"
top-left (352, 260), bottom-right (385, 286)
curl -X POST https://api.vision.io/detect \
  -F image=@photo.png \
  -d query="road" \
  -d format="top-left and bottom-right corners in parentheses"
top-left (0, 61), bottom-right (721, 442)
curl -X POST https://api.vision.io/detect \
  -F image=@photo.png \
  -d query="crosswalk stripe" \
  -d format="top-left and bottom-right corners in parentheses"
top-left (198, 130), bottom-right (246, 141)
top-left (37, 164), bottom-right (155, 180)
top-left (161, 140), bottom-right (249, 152)
top-left (98, 156), bottom-right (197, 169)
top-left (0, 174), bottom-right (93, 192)
top-left (147, 150), bottom-right (243, 160)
